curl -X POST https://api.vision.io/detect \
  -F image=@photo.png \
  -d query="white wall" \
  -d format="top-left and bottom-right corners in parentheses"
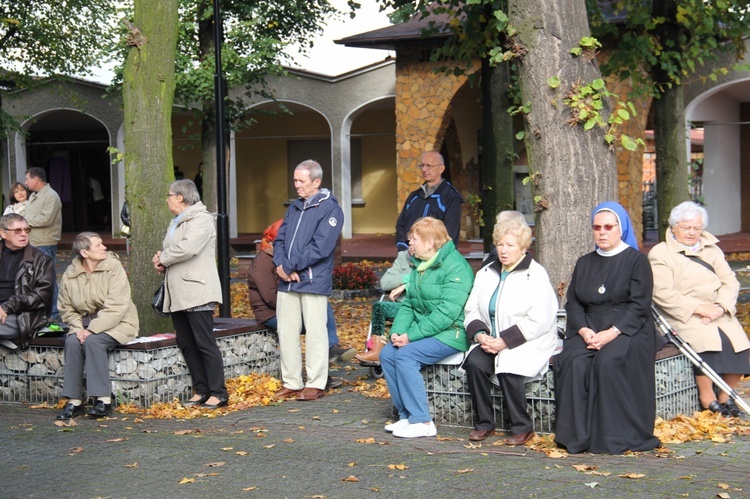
top-left (687, 90), bottom-right (742, 235)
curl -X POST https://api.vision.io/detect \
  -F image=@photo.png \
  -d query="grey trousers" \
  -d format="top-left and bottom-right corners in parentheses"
top-left (62, 332), bottom-right (119, 399)
top-left (0, 314), bottom-right (20, 339)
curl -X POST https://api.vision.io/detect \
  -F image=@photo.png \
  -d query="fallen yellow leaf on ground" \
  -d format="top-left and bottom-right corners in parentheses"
top-left (388, 464), bottom-right (408, 470)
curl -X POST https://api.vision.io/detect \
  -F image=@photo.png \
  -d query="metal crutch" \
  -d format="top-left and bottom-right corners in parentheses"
top-left (651, 305), bottom-right (750, 415)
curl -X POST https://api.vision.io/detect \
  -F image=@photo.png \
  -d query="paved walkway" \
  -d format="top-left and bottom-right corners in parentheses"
top-left (2, 362), bottom-right (749, 499)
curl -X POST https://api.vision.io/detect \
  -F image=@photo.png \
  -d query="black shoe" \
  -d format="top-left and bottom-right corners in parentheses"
top-left (182, 395), bottom-right (210, 408)
top-left (85, 400), bottom-right (112, 418)
top-left (703, 400), bottom-right (731, 417)
top-left (202, 398), bottom-right (228, 410)
top-left (56, 402), bottom-right (84, 420)
top-left (723, 399), bottom-right (742, 418)
top-left (326, 377), bottom-right (343, 390)
top-left (329, 345), bottom-right (356, 362)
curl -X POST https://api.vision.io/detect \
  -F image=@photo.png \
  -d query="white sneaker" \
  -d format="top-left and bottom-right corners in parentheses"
top-left (384, 419), bottom-right (410, 432)
top-left (393, 421), bottom-right (437, 438)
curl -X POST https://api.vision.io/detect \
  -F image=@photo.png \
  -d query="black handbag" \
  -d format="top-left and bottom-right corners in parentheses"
top-left (152, 282), bottom-right (170, 317)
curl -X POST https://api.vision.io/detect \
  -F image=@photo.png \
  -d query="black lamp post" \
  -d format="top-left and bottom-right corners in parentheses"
top-left (213, 0), bottom-right (230, 317)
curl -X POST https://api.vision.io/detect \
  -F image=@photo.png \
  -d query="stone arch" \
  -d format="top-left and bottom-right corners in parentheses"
top-left (685, 77), bottom-right (750, 234)
top-left (341, 95), bottom-right (397, 236)
top-left (233, 100), bottom-right (333, 233)
top-left (393, 48), bottom-right (479, 220)
top-left (16, 108), bottom-right (113, 232)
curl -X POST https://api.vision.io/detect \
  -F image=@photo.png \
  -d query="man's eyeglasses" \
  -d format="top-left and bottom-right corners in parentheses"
top-left (676, 224), bottom-right (702, 233)
top-left (592, 223), bottom-right (619, 232)
top-left (3, 227), bottom-right (32, 234)
top-left (418, 163), bottom-right (442, 170)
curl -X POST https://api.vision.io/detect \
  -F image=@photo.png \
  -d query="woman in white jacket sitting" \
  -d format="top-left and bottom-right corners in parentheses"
top-left (462, 212), bottom-right (558, 445)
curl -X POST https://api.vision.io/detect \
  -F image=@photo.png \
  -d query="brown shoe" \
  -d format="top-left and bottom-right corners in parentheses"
top-left (469, 429), bottom-right (494, 441)
top-left (276, 387), bottom-right (302, 399)
top-left (355, 337), bottom-right (384, 363)
top-left (297, 387), bottom-right (325, 401)
top-left (505, 431), bottom-right (535, 446)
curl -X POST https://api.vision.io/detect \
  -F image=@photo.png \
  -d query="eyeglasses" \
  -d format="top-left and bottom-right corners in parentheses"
top-left (592, 223), bottom-right (619, 232)
top-left (676, 224), bottom-right (702, 233)
top-left (418, 163), bottom-right (442, 170)
top-left (167, 193), bottom-right (177, 197)
top-left (4, 227), bottom-right (32, 234)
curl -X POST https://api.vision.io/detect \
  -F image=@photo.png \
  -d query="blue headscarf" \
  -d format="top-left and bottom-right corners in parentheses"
top-left (591, 201), bottom-right (638, 250)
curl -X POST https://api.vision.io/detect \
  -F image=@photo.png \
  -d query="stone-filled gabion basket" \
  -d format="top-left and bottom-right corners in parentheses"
top-left (422, 347), bottom-right (699, 433)
top-left (1, 321), bottom-right (280, 408)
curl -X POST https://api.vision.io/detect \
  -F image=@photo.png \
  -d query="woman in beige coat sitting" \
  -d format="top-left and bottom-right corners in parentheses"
top-left (649, 201), bottom-right (750, 417)
top-left (152, 179), bottom-right (227, 409)
top-left (56, 232), bottom-right (138, 420)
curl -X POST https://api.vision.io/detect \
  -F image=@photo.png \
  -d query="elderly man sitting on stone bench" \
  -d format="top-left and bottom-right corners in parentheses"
top-left (0, 213), bottom-right (55, 351)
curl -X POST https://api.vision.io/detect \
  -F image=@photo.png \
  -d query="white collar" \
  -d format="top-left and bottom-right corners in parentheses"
top-left (596, 241), bottom-right (629, 257)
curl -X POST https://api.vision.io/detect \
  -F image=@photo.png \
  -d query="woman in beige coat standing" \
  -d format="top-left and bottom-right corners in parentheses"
top-left (649, 201), bottom-right (750, 417)
top-left (57, 232), bottom-right (138, 420)
top-left (152, 179), bottom-right (227, 409)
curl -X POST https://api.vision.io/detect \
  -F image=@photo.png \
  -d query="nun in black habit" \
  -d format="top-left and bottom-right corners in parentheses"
top-left (554, 201), bottom-right (660, 454)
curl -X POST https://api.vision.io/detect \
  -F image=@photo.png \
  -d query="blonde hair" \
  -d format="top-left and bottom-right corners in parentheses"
top-left (409, 217), bottom-right (450, 249)
top-left (493, 216), bottom-right (532, 251)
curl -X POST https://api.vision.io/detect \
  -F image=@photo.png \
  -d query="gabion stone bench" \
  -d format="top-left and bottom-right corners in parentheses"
top-left (422, 344), bottom-right (698, 433)
top-left (0, 319), bottom-right (279, 407)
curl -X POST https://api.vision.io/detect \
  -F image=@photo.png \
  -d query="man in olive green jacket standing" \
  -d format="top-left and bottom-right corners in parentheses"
top-left (25, 167), bottom-right (62, 319)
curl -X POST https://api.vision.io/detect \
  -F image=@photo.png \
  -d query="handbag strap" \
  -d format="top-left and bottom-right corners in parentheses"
top-left (682, 253), bottom-right (716, 274)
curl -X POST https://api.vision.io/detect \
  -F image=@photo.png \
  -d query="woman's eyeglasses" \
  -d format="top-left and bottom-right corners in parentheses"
top-left (4, 227), bottom-right (32, 234)
top-left (592, 223), bottom-right (619, 232)
top-left (676, 224), bottom-right (702, 233)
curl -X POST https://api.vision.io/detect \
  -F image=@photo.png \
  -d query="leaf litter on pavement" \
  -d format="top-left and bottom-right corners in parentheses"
top-left (41, 274), bottom-right (750, 447)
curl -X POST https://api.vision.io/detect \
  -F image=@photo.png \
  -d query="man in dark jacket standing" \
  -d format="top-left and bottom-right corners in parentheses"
top-left (0, 214), bottom-right (54, 350)
top-left (274, 160), bottom-right (344, 401)
top-left (395, 150), bottom-right (463, 251)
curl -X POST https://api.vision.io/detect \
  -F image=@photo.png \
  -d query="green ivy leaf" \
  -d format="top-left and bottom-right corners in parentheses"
top-left (584, 118), bottom-right (597, 130)
top-left (515, 131), bottom-right (525, 140)
top-left (621, 135), bottom-right (637, 151)
top-left (591, 78), bottom-right (605, 90)
top-left (570, 47), bottom-right (583, 57)
top-left (547, 76), bottom-right (561, 88)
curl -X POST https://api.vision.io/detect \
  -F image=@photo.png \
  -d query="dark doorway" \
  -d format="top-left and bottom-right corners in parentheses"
top-left (25, 111), bottom-right (111, 232)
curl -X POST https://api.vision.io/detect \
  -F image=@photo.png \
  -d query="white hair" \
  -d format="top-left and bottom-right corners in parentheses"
top-left (668, 201), bottom-right (708, 229)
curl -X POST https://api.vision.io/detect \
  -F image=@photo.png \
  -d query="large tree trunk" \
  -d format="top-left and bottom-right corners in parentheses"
top-left (652, 0), bottom-right (689, 240)
top-left (198, 3), bottom-right (218, 213)
top-left (653, 85), bottom-right (689, 239)
top-left (508, 0), bottom-right (618, 303)
top-left (480, 59), bottom-right (515, 252)
top-left (122, 0), bottom-right (179, 334)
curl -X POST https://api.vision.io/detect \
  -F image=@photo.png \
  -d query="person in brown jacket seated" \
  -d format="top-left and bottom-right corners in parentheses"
top-left (0, 214), bottom-right (54, 350)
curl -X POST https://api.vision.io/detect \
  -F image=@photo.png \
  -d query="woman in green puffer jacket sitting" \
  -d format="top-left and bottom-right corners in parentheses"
top-left (380, 217), bottom-right (474, 439)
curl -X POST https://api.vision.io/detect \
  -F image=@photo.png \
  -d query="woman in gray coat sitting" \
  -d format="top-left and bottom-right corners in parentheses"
top-left (152, 179), bottom-right (227, 409)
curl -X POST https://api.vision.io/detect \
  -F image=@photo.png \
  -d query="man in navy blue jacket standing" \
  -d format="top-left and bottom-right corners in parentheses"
top-left (395, 150), bottom-right (463, 251)
top-left (273, 160), bottom-right (344, 401)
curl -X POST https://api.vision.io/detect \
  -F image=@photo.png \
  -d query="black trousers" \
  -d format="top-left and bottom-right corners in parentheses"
top-left (463, 346), bottom-right (532, 435)
top-left (172, 310), bottom-right (228, 398)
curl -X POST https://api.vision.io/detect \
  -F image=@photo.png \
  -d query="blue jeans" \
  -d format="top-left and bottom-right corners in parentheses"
top-left (379, 337), bottom-right (459, 424)
top-left (263, 301), bottom-right (338, 348)
top-left (37, 245), bottom-right (58, 318)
